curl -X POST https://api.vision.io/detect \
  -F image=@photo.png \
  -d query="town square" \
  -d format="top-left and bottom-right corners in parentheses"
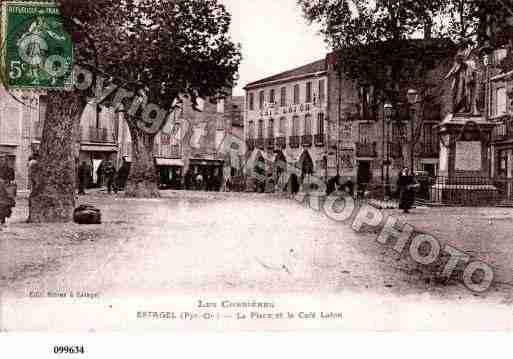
top-left (1, 0), bottom-right (513, 335)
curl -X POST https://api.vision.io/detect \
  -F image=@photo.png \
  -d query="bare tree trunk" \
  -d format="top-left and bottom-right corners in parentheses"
top-left (125, 124), bottom-right (160, 198)
top-left (29, 90), bottom-right (85, 223)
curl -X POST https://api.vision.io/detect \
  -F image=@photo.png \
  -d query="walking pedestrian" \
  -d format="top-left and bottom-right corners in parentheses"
top-left (397, 167), bottom-right (417, 213)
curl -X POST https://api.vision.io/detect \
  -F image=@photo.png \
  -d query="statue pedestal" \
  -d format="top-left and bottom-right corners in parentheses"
top-left (433, 113), bottom-right (498, 206)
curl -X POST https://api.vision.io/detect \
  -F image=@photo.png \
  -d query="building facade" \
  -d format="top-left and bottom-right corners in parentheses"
top-left (119, 93), bottom-right (244, 190)
top-left (243, 60), bottom-right (329, 190)
top-left (490, 48), bottom-right (513, 202)
top-left (0, 83), bottom-right (243, 192)
top-left (326, 47), bottom-right (453, 195)
top-left (243, 44), bottom-right (452, 195)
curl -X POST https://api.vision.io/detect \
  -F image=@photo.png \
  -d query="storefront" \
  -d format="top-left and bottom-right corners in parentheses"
top-left (155, 158), bottom-right (184, 189)
top-left (188, 158), bottom-right (224, 191)
top-left (79, 145), bottom-right (118, 187)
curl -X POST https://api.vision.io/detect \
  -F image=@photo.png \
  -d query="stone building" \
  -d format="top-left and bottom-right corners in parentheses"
top-left (243, 41), bottom-right (453, 194)
top-left (0, 83), bottom-right (243, 191)
top-left (489, 48), bottom-right (513, 202)
top-left (0, 88), bottom-right (123, 190)
top-left (326, 42), bottom-right (454, 195)
top-left (243, 59), bottom-right (329, 190)
top-left (119, 92), bottom-right (244, 190)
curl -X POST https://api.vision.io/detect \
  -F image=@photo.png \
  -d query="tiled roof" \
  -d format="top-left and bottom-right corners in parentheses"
top-left (244, 59), bottom-right (326, 89)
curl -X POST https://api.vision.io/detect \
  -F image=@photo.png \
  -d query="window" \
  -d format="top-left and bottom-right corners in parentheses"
top-left (249, 93), bottom-right (254, 111)
top-left (423, 123), bottom-right (438, 150)
top-left (496, 87), bottom-right (507, 116)
top-left (269, 89), bottom-right (275, 104)
top-left (317, 113), bottom-right (325, 135)
top-left (248, 121), bottom-right (255, 139)
top-left (319, 80), bottom-right (325, 104)
top-left (259, 91), bottom-right (265, 109)
top-left (216, 117), bottom-right (224, 130)
top-left (292, 116), bottom-right (300, 136)
top-left (293, 84), bottom-right (300, 105)
top-left (279, 117), bottom-right (288, 136)
top-left (280, 87), bottom-right (287, 107)
top-left (217, 99), bottom-right (225, 113)
top-left (268, 118), bottom-right (274, 138)
top-left (359, 123), bottom-right (374, 143)
top-left (258, 119), bottom-right (264, 138)
top-left (39, 96), bottom-right (48, 123)
top-left (498, 150), bottom-right (508, 177)
top-left (306, 82), bottom-right (312, 103)
top-left (304, 115), bottom-right (312, 135)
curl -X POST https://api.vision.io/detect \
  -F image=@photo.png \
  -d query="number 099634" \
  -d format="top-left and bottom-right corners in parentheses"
top-left (53, 346), bottom-right (85, 354)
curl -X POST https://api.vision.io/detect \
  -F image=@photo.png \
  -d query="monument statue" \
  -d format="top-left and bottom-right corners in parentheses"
top-left (445, 47), bottom-right (483, 116)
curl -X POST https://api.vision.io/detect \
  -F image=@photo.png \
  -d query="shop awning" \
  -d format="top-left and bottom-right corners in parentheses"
top-left (155, 158), bottom-right (184, 166)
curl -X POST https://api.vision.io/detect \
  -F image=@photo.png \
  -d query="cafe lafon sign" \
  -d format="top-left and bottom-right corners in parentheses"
top-left (2, 2), bottom-right (73, 89)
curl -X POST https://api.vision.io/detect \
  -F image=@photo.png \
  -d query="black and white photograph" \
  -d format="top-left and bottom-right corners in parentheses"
top-left (1, 0), bottom-right (513, 349)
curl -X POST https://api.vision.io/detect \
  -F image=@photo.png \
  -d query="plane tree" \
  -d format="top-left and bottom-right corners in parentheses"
top-left (28, 0), bottom-right (241, 222)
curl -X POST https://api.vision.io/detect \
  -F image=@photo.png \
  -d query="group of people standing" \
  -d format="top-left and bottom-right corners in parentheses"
top-left (78, 158), bottom-right (130, 195)
top-left (183, 170), bottom-right (224, 192)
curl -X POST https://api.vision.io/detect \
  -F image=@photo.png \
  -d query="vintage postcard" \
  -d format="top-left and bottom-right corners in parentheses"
top-left (1, 0), bottom-right (513, 335)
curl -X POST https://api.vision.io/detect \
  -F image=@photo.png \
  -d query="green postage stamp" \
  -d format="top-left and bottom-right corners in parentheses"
top-left (2, 1), bottom-right (73, 89)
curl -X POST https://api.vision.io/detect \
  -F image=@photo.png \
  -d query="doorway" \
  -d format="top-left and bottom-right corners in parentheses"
top-left (356, 161), bottom-right (371, 196)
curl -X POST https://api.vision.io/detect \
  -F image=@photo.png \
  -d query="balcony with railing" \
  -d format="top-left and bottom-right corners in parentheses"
top-left (289, 135), bottom-right (300, 148)
top-left (356, 141), bottom-right (377, 157)
top-left (492, 115), bottom-right (513, 142)
top-left (81, 126), bottom-right (116, 143)
top-left (154, 144), bottom-right (181, 158)
top-left (301, 134), bottom-right (313, 147)
top-left (314, 133), bottom-right (325, 147)
top-left (388, 142), bottom-right (402, 159)
top-left (265, 137), bottom-right (275, 150)
top-left (276, 136), bottom-right (286, 149)
top-left (256, 137), bottom-right (265, 149)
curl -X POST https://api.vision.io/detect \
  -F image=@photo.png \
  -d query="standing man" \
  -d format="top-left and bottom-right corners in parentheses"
top-left (102, 160), bottom-right (116, 194)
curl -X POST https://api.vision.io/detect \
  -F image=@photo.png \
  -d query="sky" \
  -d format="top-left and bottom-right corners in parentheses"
top-left (220, 0), bottom-right (329, 96)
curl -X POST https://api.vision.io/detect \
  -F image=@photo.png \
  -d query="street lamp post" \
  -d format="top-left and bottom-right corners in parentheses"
top-left (384, 102), bottom-right (393, 199)
top-left (407, 88), bottom-right (419, 173)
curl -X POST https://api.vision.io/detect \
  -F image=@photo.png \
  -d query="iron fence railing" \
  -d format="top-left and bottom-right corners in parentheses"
top-left (417, 176), bottom-right (500, 207)
top-left (81, 126), bottom-right (116, 143)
